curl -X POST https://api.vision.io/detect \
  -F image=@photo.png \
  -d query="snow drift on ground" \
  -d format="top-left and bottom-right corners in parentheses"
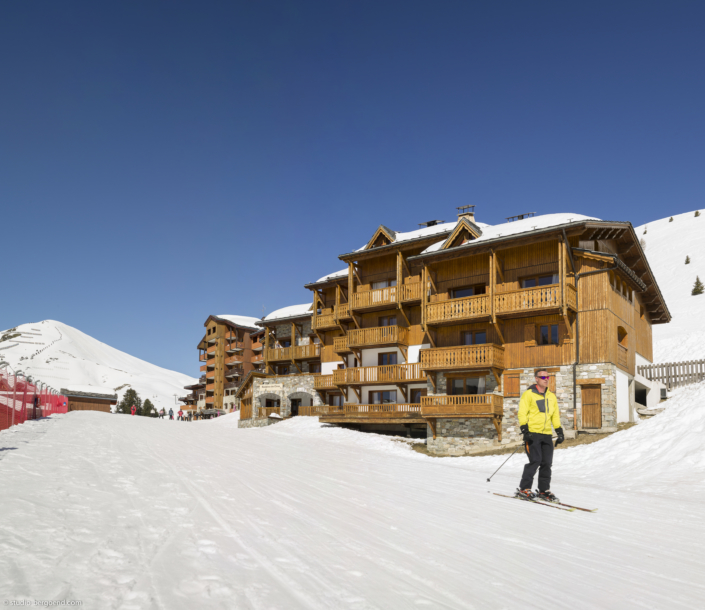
top-left (0, 320), bottom-right (196, 412)
top-left (1, 382), bottom-right (703, 609)
top-left (635, 210), bottom-right (705, 362)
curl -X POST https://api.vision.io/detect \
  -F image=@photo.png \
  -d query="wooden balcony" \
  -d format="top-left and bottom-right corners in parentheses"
top-left (299, 405), bottom-right (345, 416)
top-left (313, 312), bottom-right (338, 330)
top-left (207, 345), bottom-right (217, 354)
top-left (351, 286), bottom-right (398, 311)
top-left (260, 407), bottom-right (281, 418)
top-left (335, 303), bottom-right (351, 319)
top-left (421, 393), bottom-right (504, 439)
top-left (206, 371), bottom-right (215, 379)
top-left (225, 354), bottom-right (242, 365)
top-left (399, 282), bottom-right (422, 303)
top-left (420, 344), bottom-right (505, 371)
top-left (314, 374), bottom-right (335, 389)
top-left (206, 383), bottom-right (215, 391)
top-left (425, 294), bottom-right (490, 325)
top-left (333, 337), bottom-right (350, 353)
top-left (332, 363), bottom-right (424, 386)
top-left (494, 284), bottom-right (576, 318)
top-left (265, 343), bottom-right (321, 362)
top-left (348, 326), bottom-right (409, 349)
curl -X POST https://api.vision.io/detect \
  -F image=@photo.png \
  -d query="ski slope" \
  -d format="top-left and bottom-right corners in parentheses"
top-left (636, 210), bottom-right (705, 362)
top-left (1, 382), bottom-right (703, 609)
top-left (0, 320), bottom-right (195, 412)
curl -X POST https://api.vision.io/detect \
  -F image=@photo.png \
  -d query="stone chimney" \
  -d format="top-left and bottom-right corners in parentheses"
top-left (456, 205), bottom-right (476, 222)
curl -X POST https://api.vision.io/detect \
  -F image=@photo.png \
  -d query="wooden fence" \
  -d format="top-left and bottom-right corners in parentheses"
top-left (637, 359), bottom-right (705, 390)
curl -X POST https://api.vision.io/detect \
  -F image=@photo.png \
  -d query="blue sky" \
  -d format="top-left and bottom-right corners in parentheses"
top-left (1, 1), bottom-right (704, 376)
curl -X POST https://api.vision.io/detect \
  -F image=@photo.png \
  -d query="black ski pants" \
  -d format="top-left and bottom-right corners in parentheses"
top-left (519, 433), bottom-right (554, 492)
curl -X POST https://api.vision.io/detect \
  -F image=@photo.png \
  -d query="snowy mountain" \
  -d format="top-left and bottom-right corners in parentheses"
top-left (635, 209), bottom-right (705, 363)
top-left (0, 320), bottom-right (196, 411)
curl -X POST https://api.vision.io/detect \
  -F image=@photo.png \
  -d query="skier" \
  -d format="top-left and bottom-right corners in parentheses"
top-left (160, 408), bottom-right (165, 419)
top-left (131, 404), bottom-right (136, 416)
top-left (168, 408), bottom-right (174, 420)
top-left (516, 368), bottom-right (564, 503)
top-left (178, 409), bottom-right (183, 421)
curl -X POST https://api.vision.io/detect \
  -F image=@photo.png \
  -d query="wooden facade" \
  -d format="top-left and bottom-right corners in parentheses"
top-left (64, 393), bottom-right (117, 413)
top-left (303, 214), bottom-right (669, 435)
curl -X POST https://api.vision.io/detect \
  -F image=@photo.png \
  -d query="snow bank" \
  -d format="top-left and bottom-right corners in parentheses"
top-left (263, 303), bottom-right (312, 321)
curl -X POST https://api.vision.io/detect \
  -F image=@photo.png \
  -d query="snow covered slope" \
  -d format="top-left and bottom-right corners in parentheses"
top-left (635, 210), bottom-right (705, 362)
top-left (0, 320), bottom-right (196, 411)
top-left (1, 382), bottom-right (703, 608)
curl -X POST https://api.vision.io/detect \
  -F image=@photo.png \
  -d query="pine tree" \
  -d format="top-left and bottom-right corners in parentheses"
top-left (117, 388), bottom-right (142, 414)
top-left (142, 399), bottom-right (156, 417)
top-left (696, 210), bottom-right (701, 217)
top-left (669, 217), bottom-right (673, 222)
top-left (686, 255), bottom-right (691, 264)
top-left (640, 238), bottom-right (646, 250)
top-left (643, 226), bottom-right (647, 234)
top-left (693, 276), bottom-right (704, 296)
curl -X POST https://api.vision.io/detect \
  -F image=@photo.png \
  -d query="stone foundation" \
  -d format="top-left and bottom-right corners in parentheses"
top-left (238, 416), bottom-right (281, 429)
top-left (426, 363), bottom-right (618, 456)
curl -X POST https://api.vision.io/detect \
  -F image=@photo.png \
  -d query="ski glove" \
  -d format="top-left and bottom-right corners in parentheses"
top-left (555, 427), bottom-right (565, 445)
top-left (520, 424), bottom-right (532, 445)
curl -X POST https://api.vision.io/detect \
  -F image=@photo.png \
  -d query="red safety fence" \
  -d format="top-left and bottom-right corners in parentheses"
top-left (0, 367), bottom-right (68, 432)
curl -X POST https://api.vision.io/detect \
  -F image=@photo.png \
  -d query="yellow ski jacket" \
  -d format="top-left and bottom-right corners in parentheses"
top-left (518, 385), bottom-right (562, 434)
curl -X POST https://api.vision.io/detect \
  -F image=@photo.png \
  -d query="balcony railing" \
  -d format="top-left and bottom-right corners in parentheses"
top-left (207, 345), bottom-right (217, 354)
top-left (261, 407), bottom-right (281, 418)
top-left (425, 294), bottom-right (490, 324)
top-left (206, 383), bottom-right (215, 391)
top-left (341, 403), bottom-right (422, 417)
top-left (300, 405), bottom-right (345, 416)
top-left (225, 354), bottom-right (242, 365)
top-left (313, 313), bottom-right (337, 330)
top-left (333, 337), bottom-right (350, 352)
top-left (314, 374), bottom-right (335, 389)
top-left (399, 282), bottom-right (422, 303)
top-left (420, 393), bottom-right (503, 417)
top-left (351, 286), bottom-right (397, 310)
top-left (206, 371), bottom-right (215, 379)
top-left (618, 344), bottom-right (628, 371)
top-left (225, 368), bottom-right (244, 378)
top-left (566, 284), bottom-right (577, 311)
top-left (420, 344), bottom-right (505, 370)
top-left (265, 343), bottom-right (321, 362)
top-left (335, 303), bottom-right (351, 319)
top-left (332, 363), bottom-right (424, 385)
top-left (348, 326), bottom-right (409, 348)
top-left (494, 285), bottom-right (561, 316)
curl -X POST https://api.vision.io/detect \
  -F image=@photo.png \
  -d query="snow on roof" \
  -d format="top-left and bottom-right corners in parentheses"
top-left (214, 314), bottom-right (261, 329)
top-left (316, 268), bottom-right (348, 283)
top-left (420, 213), bottom-right (599, 254)
top-left (61, 384), bottom-right (117, 398)
top-left (263, 304), bottom-right (313, 322)
top-left (354, 221), bottom-right (463, 252)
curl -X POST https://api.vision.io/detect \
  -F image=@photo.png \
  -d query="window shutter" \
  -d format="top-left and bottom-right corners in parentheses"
top-left (548, 375), bottom-right (557, 393)
top-left (504, 372), bottom-right (520, 397)
top-left (524, 324), bottom-right (536, 347)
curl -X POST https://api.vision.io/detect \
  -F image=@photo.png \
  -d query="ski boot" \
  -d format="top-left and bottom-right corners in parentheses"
top-left (515, 488), bottom-right (535, 501)
top-left (536, 490), bottom-right (560, 503)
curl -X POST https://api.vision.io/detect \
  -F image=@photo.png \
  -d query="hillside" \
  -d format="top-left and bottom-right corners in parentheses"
top-left (635, 209), bottom-right (705, 362)
top-left (0, 320), bottom-right (196, 411)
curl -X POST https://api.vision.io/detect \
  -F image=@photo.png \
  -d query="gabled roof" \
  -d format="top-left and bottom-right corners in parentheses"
top-left (364, 225), bottom-right (397, 250)
top-left (438, 216), bottom-right (484, 250)
top-left (205, 314), bottom-right (261, 330)
top-left (258, 303), bottom-right (313, 325)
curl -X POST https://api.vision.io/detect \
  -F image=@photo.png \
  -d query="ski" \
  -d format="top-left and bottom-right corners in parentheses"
top-left (493, 493), bottom-right (575, 512)
top-left (554, 502), bottom-right (597, 513)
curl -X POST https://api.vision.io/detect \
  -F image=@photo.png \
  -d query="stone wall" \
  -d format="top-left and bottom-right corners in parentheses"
top-left (426, 364), bottom-right (618, 456)
top-left (253, 373), bottom-right (323, 418)
top-left (273, 319), bottom-right (313, 345)
top-left (238, 416), bottom-right (281, 429)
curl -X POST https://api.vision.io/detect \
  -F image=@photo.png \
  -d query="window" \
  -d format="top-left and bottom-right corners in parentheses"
top-left (329, 394), bottom-right (343, 407)
top-left (279, 339), bottom-right (291, 348)
top-left (277, 365), bottom-right (290, 375)
top-left (461, 330), bottom-right (487, 345)
top-left (521, 274), bottom-right (559, 288)
top-left (410, 388), bottom-right (427, 404)
top-left (372, 279), bottom-right (397, 290)
top-left (539, 324), bottom-right (559, 345)
top-left (369, 390), bottom-right (397, 404)
top-left (452, 284), bottom-right (485, 299)
top-left (265, 399), bottom-right (281, 409)
top-left (312, 336), bottom-right (320, 344)
top-left (378, 352), bottom-right (398, 366)
top-left (378, 315), bottom-right (397, 327)
top-left (309, 362), bottom-right (321, 374)
top-left (450, 376), bottom-right (486, 395)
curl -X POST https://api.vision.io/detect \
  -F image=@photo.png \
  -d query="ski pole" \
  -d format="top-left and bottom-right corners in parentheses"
top-left (486, 444), bottom-right (522, 482)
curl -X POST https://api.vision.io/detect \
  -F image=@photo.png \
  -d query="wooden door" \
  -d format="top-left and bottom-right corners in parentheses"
top-left (581, 385), bottom-right (602, 429)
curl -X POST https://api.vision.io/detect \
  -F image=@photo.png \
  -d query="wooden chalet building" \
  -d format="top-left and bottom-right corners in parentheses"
top-left (61, 386), bottom-right (118, 413)
top-left (301, 208), bottom-right (669, 455)
top-left (181, 315), bottom-right (263, 414)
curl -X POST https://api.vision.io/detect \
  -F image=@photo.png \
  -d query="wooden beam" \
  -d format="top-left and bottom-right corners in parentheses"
top-left (562, 312), bottom-right (573, 341)
top-left (397, 303), bottom-right (411, 327)
top-left (427, 372), bottom-right (437, 393)
top-left (494, 251), bottom-right (504, 283)
top-left (427, 418), bottom-right (437, 439)
top-left (352, 386), bottom-right (361, 402)
top-left (490, 367), bottom-right (502, 391)
top-left (490, 251), bottom-right (496, 324)
top-left (399, 345), bottom-right (408, 362)
top-left (492, 417), bottom-right (502, 442)
top-left (397, 385), bottom-right (408, 402)
top-left (491, 320), bottom-right (505, 345)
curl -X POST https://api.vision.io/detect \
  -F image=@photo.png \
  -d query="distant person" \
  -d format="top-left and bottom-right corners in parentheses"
top-left (131, 405), bottom-right (136, 416)
top-left (178, 409), bottom-right (183, 421)
top-left (168, 408), bottom-right (174, 420)
top-left (159, 408), bottom-right (165, 419)
top-left (188, 411), bottom-right (192, 422)
top-left (515, 368), bottom-right (564, 503)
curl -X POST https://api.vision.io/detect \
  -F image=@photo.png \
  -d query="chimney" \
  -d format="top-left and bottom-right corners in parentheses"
top-left (456, 205), bottom-right (476, 222)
